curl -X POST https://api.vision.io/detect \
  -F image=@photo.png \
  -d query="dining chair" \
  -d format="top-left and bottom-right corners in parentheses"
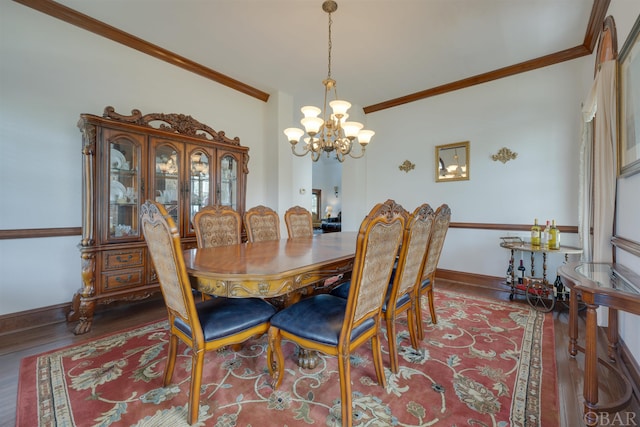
top-left (284, 205), bottom-right (314, 238)
top-left (193, 205), bottom-right (242, 248)
top-left (140, 201), bottom-right (276, 425)
top-left (383, 203), bottom-right (435, 373)
top-left (330, 203), bottom-right (435, 373)
top-left (267, 199), bottom-right (405, 427)
top-left (415, 203), bottom-right (451, 339)
top-left (244, 205), bottom-right (281, 242)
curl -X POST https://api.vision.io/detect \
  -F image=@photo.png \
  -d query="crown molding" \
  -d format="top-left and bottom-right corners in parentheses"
top-left (12, 0), bottom-right (270, 102)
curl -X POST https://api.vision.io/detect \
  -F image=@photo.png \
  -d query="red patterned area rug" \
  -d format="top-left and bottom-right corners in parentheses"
top-left (17, 290), bottom-right (559, 426)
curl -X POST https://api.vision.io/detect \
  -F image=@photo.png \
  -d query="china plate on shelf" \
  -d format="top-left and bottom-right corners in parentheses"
top-left (110, 180), bottom-right (126, 202)
top-left (111, 149), bottom-right (126, 170)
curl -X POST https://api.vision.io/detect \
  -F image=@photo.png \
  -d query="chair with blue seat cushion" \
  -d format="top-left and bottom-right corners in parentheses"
top-left (267, 199), bottom-right (405, 427)
top-left (284, 205), bottom-right (314, 238)
top-left (193, 205), bottom-right (242, 248)
top-left (415, 203), bottom-right (451, 339)
top-left (329, 280), bottom-right (351, 298)
top-left (193, 205), bottom-right (243, 300)
top-left (244, 205), bottom-right (281, 242)
top-left (382, 203), bottom-right (435, 373)
top-left (141, 201), bottom-right (276, 425)
top-left (331, 203), bottom-right (435, 373)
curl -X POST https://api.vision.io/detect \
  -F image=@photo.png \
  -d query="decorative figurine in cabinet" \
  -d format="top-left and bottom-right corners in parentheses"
top-left (68, 107), bottom-right (249, 334)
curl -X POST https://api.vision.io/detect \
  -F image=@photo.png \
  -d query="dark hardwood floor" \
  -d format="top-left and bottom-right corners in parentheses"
top-left (1, 280), bottom-right (638, 426)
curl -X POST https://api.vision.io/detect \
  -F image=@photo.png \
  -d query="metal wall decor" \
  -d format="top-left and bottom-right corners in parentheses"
top-left (399, 160), bottom-right (415, 173)
top-left (491, 147), bottom-right (517, 163)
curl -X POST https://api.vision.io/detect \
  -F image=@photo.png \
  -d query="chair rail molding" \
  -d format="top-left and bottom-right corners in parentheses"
top-left (0, 222), bottom-right (579, 240)
top-left (0, 227), bottom-right (81, 240)
top-left (612, 236), bottom-right (640, 258)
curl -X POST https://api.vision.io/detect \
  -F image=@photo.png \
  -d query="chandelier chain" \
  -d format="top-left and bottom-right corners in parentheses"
top-left (327, 12), bottom-right (332, 79)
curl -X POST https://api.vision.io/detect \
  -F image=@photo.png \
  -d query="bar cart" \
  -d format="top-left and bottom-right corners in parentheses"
top-left (500, 237), bottom-right (583, 312)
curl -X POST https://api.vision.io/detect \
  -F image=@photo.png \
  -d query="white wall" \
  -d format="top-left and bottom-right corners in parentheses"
top-left (358, 58), bottom-right (592, 279)
top-left (0, 2), bottom-right (270, 314)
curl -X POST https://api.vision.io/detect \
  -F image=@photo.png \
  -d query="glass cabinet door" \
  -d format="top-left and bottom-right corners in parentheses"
top-left (218, 154), bottom-right (238, 210)
top-left (152, 143), bottom-right (181, 227)
top-left (188, 148), bottom-right (212, 234)
top-left (107, 131), bottom-right (142, 240)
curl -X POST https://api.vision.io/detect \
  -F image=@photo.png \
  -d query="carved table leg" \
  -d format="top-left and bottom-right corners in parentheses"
top-left (297, 348), bottom-right (320, 369)
top-left (607, 308), bottom-right (619, 362)
top-left (568, 288), bottom-right (578, 357)
top-left (583, 303), bottom-right (599, 425)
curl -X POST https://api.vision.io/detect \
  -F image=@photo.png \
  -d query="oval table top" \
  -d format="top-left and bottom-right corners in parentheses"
top-left (183, 232), bottom-right (358, 298)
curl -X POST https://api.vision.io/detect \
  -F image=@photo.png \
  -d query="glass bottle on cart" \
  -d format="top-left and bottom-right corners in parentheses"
top-left (549, 220), bottom-right (560, 250)
top-left (531, 218), bottom-right (541, 247)
top-left (542, 220), bottom-right (551, 249)
top-left (517, 260), bottom-right (526, 284)
top-left (506, 262), bottom-right (513, 286)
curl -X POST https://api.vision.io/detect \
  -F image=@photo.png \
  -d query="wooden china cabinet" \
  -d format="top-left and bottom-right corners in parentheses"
top-left (68, 106), bottom-right (249, 334)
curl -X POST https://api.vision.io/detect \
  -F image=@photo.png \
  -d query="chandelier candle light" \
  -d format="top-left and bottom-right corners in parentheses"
top-left (284, 0), bottom-right (374, 162)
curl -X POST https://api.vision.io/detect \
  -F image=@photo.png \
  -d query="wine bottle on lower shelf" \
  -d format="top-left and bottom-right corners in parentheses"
top-left (518, 260), bottom-right (526, 284)
top-left (554, 275), bottom-right (565, 300)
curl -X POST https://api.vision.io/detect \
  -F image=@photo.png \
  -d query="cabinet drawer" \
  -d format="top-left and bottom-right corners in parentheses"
top-left (182, 240), bottom-right (197, 250)
top-left (102, 248), bottom-right (144, 270)
top-left (101, 268), bottom-right (144, 292)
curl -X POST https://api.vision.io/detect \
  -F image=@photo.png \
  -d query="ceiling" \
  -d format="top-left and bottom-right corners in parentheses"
top-left (46, 0), bottom-right (600, 111)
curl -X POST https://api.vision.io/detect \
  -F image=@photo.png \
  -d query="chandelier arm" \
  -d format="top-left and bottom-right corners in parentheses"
top-left (290, 144), bottom-right (313, 157)
top-left (334, 138), bottom-right (351, 155)
top-left (348, 146), bottom-right (366, 159)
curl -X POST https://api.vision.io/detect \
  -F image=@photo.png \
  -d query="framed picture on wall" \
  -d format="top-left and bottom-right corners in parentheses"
top-left (618, 15), bottom-right (640, 177)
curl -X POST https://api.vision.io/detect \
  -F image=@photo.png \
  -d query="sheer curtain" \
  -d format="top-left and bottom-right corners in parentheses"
top-left (579, 115), bottom-right (593, 263)
top-left (580, 60), bottom-right (617, 263)
top-left (580, 59), bottom-right (617, 325)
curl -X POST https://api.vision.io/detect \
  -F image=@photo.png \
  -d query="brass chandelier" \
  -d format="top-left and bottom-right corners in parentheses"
top-left (283, 0), bottom-right (374, 162)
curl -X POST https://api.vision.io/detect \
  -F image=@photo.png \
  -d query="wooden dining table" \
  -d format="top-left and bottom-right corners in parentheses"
top-left (183, 231), bottom-right (358, 306)
top-left (183, 232), bottom-right (358, 368)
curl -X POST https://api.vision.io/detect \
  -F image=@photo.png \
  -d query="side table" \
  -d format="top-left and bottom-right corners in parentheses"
top-left (558, 262), bottom-right (640, 426)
